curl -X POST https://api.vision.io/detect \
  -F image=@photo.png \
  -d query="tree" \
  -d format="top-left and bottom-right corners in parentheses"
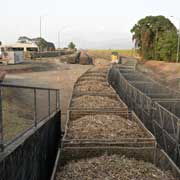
top-left (68, 42), bottom-right (76, 49)
top-left (36, 38), bottom-right (47, 51)
top-left (34, 37), bottom-right (55, 51)
top-left (131, 16), bottom-right (177, 61)
top-left (156, 31), bottom-right (177, 61)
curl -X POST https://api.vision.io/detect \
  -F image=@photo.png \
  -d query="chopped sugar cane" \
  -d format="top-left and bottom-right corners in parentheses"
top-left (56, 154), bottom-right (176, 180)
top-left (72, 95), bottom-right (122, 108)
top-left (67, 114), bottom-right (148, 139)
top-left (74, 83), bottom-right (116, 94)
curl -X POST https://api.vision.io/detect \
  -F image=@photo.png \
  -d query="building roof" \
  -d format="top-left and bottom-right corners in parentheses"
top-left (0, 43), bottom-right (38, 48)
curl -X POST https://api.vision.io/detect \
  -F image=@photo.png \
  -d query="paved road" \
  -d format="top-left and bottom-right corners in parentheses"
top-left (4, 63), bottom-right (93, 129)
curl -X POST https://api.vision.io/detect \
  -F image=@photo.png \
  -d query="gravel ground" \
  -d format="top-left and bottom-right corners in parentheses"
top-left (4, 61), bottom-right (93, 130)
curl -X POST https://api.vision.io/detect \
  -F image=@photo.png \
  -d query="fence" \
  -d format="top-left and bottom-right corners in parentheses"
top-left (108, 66), bottom-right (180, 168)
top-left (0, 83), bottom-right (60, 151)
top-left (152, 100), bottom-right (180, 166)
top-left (109, 69), bottom-right (154, 130)
top-left (30, 50), bottom-right (75, 59)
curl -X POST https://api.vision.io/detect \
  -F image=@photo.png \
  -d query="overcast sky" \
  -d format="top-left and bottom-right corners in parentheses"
top-left (0, 0), bottom-right (180, 49)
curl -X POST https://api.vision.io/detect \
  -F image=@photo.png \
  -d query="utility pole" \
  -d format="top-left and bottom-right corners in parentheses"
top-left (40, 16), bottom-right (42, 39)
top-left (58, 31), bottom-right (61, 59)
top-left (58, 31), bottom-right (60, 49)
top-left (39, 14), bottom-right (47, 52)
top-left (58, 26), bottom-right (70, 50)
top-left (39, 16), bottom-right (42, 52)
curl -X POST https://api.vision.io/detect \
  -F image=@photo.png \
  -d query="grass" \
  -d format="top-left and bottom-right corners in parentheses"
top-left (87, 49), bottom-right (112, 60)
top-left (3, 108), bottom-right (33, 142)
top-left (87, 49), bottom-right (139, 60)
top-left (1, 88), bottom-right (34, 143)
top-left (112, 49), bottom-right (136, 56)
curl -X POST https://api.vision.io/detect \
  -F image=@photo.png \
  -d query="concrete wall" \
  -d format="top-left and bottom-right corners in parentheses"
top-left (0, 111), bottom-right (61, 180)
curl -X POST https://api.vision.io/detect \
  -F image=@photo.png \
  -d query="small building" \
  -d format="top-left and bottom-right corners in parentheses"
top-left (18, 36), bottom-right (55, 51)
top-left (0, 43), bottom-right (39, 64)
top-left (0, 43), bottom-right (39, 52)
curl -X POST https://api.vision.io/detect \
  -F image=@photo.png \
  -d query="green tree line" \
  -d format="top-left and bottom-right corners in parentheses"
top-left (131, 15), bottom-right (178, 62)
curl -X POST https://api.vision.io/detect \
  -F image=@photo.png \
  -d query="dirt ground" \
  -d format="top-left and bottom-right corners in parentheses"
top-left (137, 60), bottom-right (180, 91)
top-left (3, 61), bottom-right (93, 129)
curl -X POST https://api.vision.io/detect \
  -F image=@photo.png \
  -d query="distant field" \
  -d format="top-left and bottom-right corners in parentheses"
top-left (87, 49), bottom-right (139, 60)
top-left (112, 49), bottom-right (137, 57)
top-left (87, 50), bottom-right (112, 60)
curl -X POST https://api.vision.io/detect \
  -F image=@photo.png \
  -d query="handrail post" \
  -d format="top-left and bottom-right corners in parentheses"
top-left (177, 121), bottom-right (180, 155)
top-left (0, 86), bottom-right (4, 152)
top-left (56, 90), bottom-right (58, 111)
top-left (177, 121), bottom-right (180, 144)
top-left (34, 89), bottom-right (37, 127)
top-left (58, 90), bottom-right (60, 110)
top-left (48, 90), bottom-right (51, 116)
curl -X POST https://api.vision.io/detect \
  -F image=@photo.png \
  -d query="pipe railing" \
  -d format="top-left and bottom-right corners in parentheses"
top-left (0, 83), bottom-right (60, 151)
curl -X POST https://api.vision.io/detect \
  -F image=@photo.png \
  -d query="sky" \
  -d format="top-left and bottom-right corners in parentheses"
top-left (0, 0), bottom-right (180, 49)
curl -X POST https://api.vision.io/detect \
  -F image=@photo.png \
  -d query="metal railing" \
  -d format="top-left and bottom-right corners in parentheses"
top-left (0, 83), bottom-right (60, 151)
top-left (109, 65), bottom-right (180, 168)
top-left (152, 101), bottom-right (180, 166)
